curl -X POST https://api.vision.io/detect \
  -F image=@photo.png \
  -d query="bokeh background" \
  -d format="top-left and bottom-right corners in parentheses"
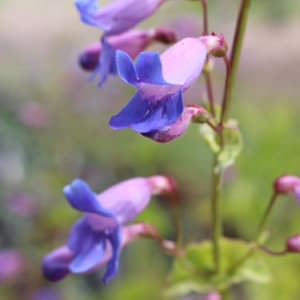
top-left (1, 0), bottom-right (300, 299)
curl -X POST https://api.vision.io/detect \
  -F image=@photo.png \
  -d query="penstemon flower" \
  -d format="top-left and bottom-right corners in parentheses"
top-left (75, 0), bottom-right (167, 86)
top-left (109, 35), bottom-right (222, 134)
top-left (79, 28), bottom-right (176, 85)
top-left (42, 176), bottom-right (174, 283)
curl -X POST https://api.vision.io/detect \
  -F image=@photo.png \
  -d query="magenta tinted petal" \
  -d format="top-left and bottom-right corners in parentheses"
top-left (97, 178), bottom-right (152, 224)
top-left (42, 247), bottom-right (73, 282)
top-left (135, 52), bottom-right (165, 84)
top-left (63, 179), bottom-right (113, 218)
top-left (116, 50), bottom-right (138, 86)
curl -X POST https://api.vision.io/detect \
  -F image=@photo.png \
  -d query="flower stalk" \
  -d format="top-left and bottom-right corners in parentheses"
top-left (220, 0), bottom-right (252, 125)
top-left (211, 156), bottom-right (223, 274)
top-left (200, 0), bottom-right (216, 117)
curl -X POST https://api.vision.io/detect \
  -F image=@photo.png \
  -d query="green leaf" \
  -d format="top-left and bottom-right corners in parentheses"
top-left (199, 124), bottom-right (220, 153)
top-left (217, 119), bottom-right (242, 169)
top-left (166, 238), bottom-right (271, 298)
top-left (199, 119), bottom-right (242, 169)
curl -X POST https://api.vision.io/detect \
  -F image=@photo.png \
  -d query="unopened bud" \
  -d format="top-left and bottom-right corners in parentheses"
top-left (79, 43), bottom-right (101, 71)
top-left (199, 33), bottom-right (227, 57)
top-left (286, 234), bottom-right (300, 253)
top-left (148, 176), bottom-right (176, 195)
top-left (273, 175), bottom-right (300, 195)
top-left (188, 104), bottom-right (209, 123)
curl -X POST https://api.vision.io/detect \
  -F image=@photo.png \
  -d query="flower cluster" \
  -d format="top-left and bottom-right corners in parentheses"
top-left (43, 0), bottom-right (228, 287)
top-left (74, 0), bottom-right (226, 142)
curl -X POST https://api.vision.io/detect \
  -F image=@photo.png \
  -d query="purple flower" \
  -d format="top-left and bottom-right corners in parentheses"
top-left (75, 0), bottom-right (171, 86)
top-left (142, 105), bottom-right (208, 143)
top-left (75, 0), bottom-right (165, 36)
top-left (109, 37), bottom-right (209, 133)
top-left (79, 28), bottom-right (176, 72)
top-left (42, 176), bottom-right (174, 283)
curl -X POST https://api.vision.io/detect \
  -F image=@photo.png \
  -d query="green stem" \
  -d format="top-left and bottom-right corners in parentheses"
top-left (200, 0), bottom-right (216, 118)
top-left (211, 156), bottom-right (223, 274)
top-left (200, 0), bottom-right (208, 34)
top-left (220, 0), bottom-right (252, 125)
top-left (171, 191), bottom-right (183, 251)
top-left (228, 193), bottom-right (278, 275)
top-left (256, 192), bottom-right (278, 238)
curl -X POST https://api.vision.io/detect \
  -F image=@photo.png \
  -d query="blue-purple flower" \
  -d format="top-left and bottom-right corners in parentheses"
top-left (109, 35), bottom-right (225, 134)
top-left (75, 0), bottom-right (167, 85)
top-left (75, 0), bottom-right (165, 36)
top-left (109, 37), bottom-right (209, 133)
top-left (79, 28), bottom-right (176, 72)
top-left (42, 176), bottom-right (174, 283)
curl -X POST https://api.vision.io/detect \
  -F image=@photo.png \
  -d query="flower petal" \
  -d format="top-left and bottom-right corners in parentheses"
top-left (42, 246), bottom-right (73, 281)
top-left (132, 90), bottom-right (183, 132)
top-left (95, 37), bottom-right (117, 87)
top-left (63, 179), bottom-right (113, 218)
top-left (116, 50), bottom-right (138, 86)
top-left (109, 90), bottom-right (183, 132)
top-left (75, 0), bottom-right (107, 29)
top-left (103, 226), bottom-right (122, 283)
top-left (75, 0), bottom-right (165, 36)
top-left (96, 178), bottom-right (152, 224)
top-left (68, 218), bottom-right (107, 273)
top-left (109, 92), bottom-right (149, 129)
top-left (135, 52), bottom-right (166, 84)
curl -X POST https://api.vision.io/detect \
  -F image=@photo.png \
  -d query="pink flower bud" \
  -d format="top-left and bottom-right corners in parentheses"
top-left (147, 175), bottom-right (176, 195)
top-left (273, 175), bottom-right (300, 195)
top-left (199, 33), bottom-right (227, 57)
top-left (286, 234), bottom-right (300, 253)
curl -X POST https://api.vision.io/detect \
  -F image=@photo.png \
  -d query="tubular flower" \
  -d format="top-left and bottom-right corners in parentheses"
top-left (75, 0), bottom-right (165, 36)
top-left (79, 28), bottom-right (177, 85)
top-left (110, 35), bottom-right (221, 133)
top-left (42, 176), bottom-right (174, 283)
top-left (75, 0), bottom-right (169, 86)
top-left (142, 105), bottom-right (208, 143)
top-left (273, 175), bottom-right (300, 203)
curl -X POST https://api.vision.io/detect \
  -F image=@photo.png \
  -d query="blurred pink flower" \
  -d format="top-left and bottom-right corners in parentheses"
top-left (0, 250), bottom-right (25, 283)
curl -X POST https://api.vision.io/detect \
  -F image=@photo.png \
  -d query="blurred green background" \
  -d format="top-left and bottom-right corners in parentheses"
top-left (1, 0), bottom-right (300, 299)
